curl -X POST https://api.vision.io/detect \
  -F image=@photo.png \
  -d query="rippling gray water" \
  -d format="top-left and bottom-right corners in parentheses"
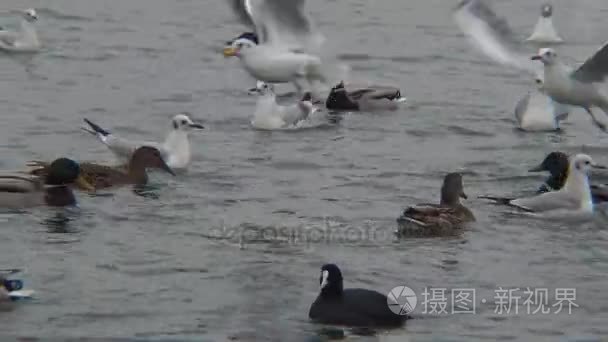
top-left (1, 0), bottom-right (608, 341)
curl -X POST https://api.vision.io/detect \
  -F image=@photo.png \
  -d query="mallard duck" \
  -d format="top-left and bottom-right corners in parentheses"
top-left (325, 81), bottom-right (404, 111)
top-left (0, 271), bottom-right (34, 301)
top-left (529, 152), bottom-right (608, 203)
top-left (397, 173), bottom-right (475, 237)
top-left (28, 146), bottom-right (175, 191)
top-left (309, 264), bottom-right (407, 327)
top-left (0, 158), bottom-right (92, 209)
top-left (82, 114), bottom-right (204, 170)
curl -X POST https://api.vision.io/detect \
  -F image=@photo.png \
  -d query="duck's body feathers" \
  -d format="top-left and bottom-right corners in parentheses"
top-left (309, 288), bottom-right (405, 328)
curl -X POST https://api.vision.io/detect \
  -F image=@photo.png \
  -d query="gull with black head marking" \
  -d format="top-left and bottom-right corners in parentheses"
top-left (526, 3), bottom-right (563, 44)
top-left (82, 113), bottom-right (204, 170)
top-left (309, 264), bottom-right (407, 328)
top-left (397, 173), bottom-right (475, 237)
top-left (480, 154), bottom-right (606, 218)
top-left (222, 0), bottom-right (345, 98)
top-left (0, 8), bottom-right (40, 52)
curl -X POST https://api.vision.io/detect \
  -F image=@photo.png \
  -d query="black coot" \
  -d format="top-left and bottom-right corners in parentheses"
top-left (308, 264), bottom-right (407, 327)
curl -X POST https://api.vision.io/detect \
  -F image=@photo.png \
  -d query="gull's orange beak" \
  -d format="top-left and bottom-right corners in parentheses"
top-left (223, 46), bottom-right (238, 57)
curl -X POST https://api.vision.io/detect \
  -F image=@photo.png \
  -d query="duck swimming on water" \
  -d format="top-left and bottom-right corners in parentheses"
top-left (0, 158), bottom-right (92, 209)
top-left (308, 264), bottom-right (407, 328)
top-left (397, 173), bottom-right (475, 237)
top-left (28, 146), bottom-right (175, 191)
top-left (325, 81), bottom-right (404, 111)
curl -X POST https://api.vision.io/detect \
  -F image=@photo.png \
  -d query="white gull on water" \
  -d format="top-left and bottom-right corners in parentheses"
top-left (0, 8), bottom-right (40, 53)
top-left (82, 114), bottom-right (204, 170)
top-left (526, 3), bottom-right (563, 44)
top-left (251, 84), bottom-right (331, 130)
top-left (481, 154), bottom-right (606, 219)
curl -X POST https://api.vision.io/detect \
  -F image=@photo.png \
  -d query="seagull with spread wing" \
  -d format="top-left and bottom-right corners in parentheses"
top-left (222, 0), bottom-right (335, 98)
top-left (453, 0), bottom-right (608, 132)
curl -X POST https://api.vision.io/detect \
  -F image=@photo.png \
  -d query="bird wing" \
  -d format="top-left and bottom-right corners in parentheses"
top-left (510, 190), bottom-right (580, 212)
top-left (571, 41), bottom-right (608, 83)
top-left (78, 162), bottom-right (128, 189)
top-left (227, 0), bottom-right (257, 28)
top-left (0, 175), bottom-right (41, 193)
top-left (97, 136), bottom-right (139, 162)
top-left (280, 102), bottom-right (310, 126)
top-left (83, 119), bottom-right (138, 162)
top-left (228, 0), bottom-right (324, 52)
top-left (453, 0), bottom-right (541, 78)
top-left (514, 92), bottom-right (531, 124)
top-left (0, 30), bottom-right (18, 48)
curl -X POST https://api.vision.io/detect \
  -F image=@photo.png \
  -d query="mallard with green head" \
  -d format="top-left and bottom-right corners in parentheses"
top-left (397, 173), bottom-right (475, 237)
top-left (0, 158), bottom-right (93, 209)
top-left (28, 146), bottom-right (175, 191)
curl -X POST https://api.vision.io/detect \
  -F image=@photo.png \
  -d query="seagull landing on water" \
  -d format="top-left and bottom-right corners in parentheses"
top-left (0, 8), bottom-right (40, 52)
top-left (526, 3), bottom-right (563, 44)
top-left (531, 47), bottom-right (608, 132)
top-left (480, 154), bottom-right (606, 219)
top-left (221, 1), bottom-right (349, 99)
top-left (453, 0), bottom-right (608, 132)
top-left (82, 114), bottom-right (204, 170)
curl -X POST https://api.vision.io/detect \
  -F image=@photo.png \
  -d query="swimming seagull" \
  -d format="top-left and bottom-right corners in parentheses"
top-left (526, 3), bottom-right (563, 44)
top-left (453, 0), bottom-right (608, 131)
top-left (529, 151), bottom-right (608, 203)
top-left (82, 114), bottom-right (204, 170)
top-left (514, 79), bottom-right (569, 131)
top-left (222, 1), bottom-right (335, 97)
top-left (0, 8), bottom-right (40, 53)
top-left (480, 154), bottom-right (606, 217)
top-left (251, 83), bottom-right (330, 130)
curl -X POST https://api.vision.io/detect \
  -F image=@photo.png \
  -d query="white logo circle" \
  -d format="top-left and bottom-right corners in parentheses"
top-left (387, 286), bottom-right (417, 315)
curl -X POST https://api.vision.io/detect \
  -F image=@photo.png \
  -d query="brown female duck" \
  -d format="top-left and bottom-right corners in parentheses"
top-left (397, 173), bottom-right (475, 237)
top-left (28, 146), bottom-right (175, 191)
